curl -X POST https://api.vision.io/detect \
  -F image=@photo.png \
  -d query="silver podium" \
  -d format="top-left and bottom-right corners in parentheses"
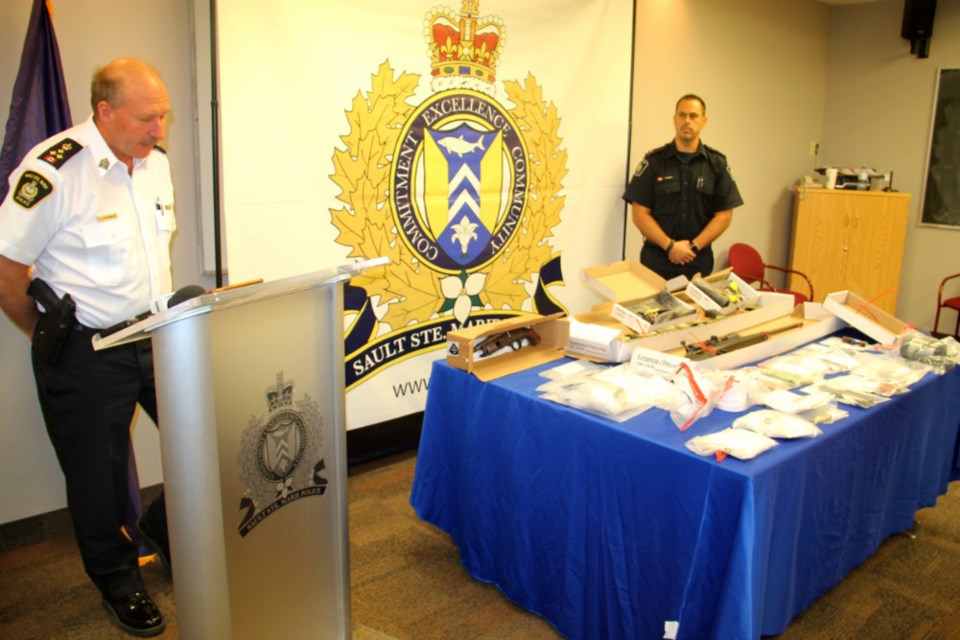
top-left (95, 258), bottom-right (386, 640)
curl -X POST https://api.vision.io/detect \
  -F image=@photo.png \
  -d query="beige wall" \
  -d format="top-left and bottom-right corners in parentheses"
top-left (626, 0), bottom-right (832, 269)
top-left (821, 0), bottom-right (960, 329)
top-left (0, 0), bottom-right (953, 523)
top-left (628, 0), bottom-right (955, 333)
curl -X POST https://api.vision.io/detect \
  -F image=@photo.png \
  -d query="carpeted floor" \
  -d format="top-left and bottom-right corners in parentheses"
top-left (2, 450), bottom-right (960, 639)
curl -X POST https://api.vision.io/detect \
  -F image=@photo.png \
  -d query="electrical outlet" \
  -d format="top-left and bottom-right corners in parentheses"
top-left (809, 141), bottom-right (820, 157)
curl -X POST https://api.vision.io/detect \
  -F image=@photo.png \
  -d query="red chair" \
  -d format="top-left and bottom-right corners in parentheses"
top-left (728, 243), bottom-right (814, 307)
top-left (934, 273), bottom-right (960, 338)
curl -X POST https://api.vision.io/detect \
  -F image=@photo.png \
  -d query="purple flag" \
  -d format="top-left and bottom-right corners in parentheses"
top-left (0, 0), bottom-right (72, 203)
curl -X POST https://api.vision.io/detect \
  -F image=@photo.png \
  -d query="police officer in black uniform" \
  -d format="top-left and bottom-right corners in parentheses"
top-left (624, 94), bottom-right (743, 280)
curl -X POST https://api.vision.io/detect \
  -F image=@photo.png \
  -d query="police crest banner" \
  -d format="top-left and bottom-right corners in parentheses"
top-left (214, 0), bottom-right (633, 429)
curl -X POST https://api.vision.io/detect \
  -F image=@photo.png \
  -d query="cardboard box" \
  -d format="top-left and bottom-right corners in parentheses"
top-left (688, 314), bottom-right (844, 370)
top-left (822, 291), bottom-right (907, 345)
top-left (567, 289), bottom-right (796, 363)
top-left (630, 314), bottom-right (845, 374)
top-left (684, 272), bottom-right (759, 316)
top-left (582, 260), bottom-right (697, 334)
top-left (446, 313), bottom-right (568, 381)
top-left (576, 259), bottom-right (807, 363)
top-left (564, 312), bottom-right (635, 362)
top-left (612, 292), bottom-right (697, 334)
top-left (643, 291), bottom-right (796, 352)
top-left (582, 259), bottom-right (688, 298)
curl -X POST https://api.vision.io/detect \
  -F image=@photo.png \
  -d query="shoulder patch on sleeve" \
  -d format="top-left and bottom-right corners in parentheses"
top-left (633, 159), bottom-right (649, 177)
top-left (37, 138), bottom-right (83, 169)
top-left (12, 170), bottom-right (53, 209)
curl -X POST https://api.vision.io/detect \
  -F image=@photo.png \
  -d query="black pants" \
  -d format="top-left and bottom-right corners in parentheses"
top-left (31, 323), bottom-right (164, 599)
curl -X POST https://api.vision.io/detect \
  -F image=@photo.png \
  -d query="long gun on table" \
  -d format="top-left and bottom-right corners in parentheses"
top-left (475, 327), bottom-right (541, 357)
top-left (681, 322), bottom-right (804, 361)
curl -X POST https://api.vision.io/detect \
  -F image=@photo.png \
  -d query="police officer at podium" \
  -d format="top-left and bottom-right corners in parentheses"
top-left (0, 58), bottom-right (175, 637)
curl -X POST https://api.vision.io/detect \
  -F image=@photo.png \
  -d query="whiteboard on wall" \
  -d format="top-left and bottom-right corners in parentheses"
top-left (919, 68), bottom-right (960, 229)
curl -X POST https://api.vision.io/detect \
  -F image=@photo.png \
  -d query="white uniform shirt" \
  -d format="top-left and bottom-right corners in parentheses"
top-left (0, 116), bottom-right (176, 328)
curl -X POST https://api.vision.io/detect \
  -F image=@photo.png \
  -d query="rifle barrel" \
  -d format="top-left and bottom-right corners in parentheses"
top-left (686, 322), bottom-right (804, 360)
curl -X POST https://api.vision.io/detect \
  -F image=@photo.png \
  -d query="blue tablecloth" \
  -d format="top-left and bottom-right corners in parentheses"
top-left (410, 359), bottom-right (960, 640)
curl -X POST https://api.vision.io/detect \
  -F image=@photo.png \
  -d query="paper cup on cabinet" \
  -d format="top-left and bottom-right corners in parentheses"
top-left (825, 167), bottom-right (838, 189)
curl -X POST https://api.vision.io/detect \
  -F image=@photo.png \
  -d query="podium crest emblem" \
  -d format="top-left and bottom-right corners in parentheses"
top-left (236, 372), bottom-right (328, 537)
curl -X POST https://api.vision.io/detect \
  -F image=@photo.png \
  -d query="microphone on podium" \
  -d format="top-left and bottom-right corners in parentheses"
top-left (166, 284), bottom-right (206, 308)
top-left (98, 285), bottom-right (207, 338)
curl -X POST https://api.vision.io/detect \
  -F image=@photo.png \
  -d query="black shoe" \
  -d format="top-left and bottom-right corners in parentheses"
top-left (136, 517), bottom-right (171, 571)
top-left (102, 590), bottom-right (165, 637)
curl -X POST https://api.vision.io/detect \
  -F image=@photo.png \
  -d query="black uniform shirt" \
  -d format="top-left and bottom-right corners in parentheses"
top-left (623, 140), bottom-right (743, 277)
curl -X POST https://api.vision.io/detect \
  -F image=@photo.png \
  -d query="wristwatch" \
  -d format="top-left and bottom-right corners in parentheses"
top-left (690, 240), bottom-right (700, 254)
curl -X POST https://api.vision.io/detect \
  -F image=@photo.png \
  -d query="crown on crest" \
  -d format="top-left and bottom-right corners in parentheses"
top-left (425, 1), bottom-right (505, 93)
top-left (267, 373), bottom-right (295, 412)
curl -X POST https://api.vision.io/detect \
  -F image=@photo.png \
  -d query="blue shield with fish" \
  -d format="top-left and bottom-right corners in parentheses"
top-left (424, 125), bottom-right (502, 266)
top-left (389, 90), bottom-right (529, 274)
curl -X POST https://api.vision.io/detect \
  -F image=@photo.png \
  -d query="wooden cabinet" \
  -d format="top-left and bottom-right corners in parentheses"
top-left (788, 188), bottom-right (910, 315)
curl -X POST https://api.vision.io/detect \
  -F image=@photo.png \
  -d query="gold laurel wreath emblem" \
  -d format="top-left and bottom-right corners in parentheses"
top-left (330, 61), bottom-right (565, 330)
